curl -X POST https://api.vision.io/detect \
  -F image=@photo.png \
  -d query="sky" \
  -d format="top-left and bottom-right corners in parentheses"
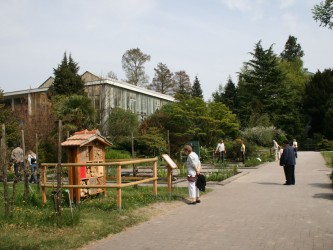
top-left (1, 0), bottom-right (332, 100)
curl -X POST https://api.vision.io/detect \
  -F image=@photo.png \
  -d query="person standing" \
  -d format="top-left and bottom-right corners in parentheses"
top-left (215, 139), bottom-right (226, 163)
top-left (280, 140), bottom-right (296, 185)
top-left (273, 140), bottom-right (279, 161)
top-left (240, 140), bottom-right (246, 164)
top-left (11, 145), bottom-right (24, 178)
top-left (27, 150), bottom-right (38, 183)
top-left (183, 145), bottom-right (201, 205)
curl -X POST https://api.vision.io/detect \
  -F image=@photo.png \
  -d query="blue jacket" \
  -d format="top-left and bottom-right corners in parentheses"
top-left (280, 144), bottom-right (296, 166)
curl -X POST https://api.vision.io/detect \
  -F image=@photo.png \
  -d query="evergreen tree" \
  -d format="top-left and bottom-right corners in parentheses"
top-left (191, 76), bottom-right (203, 99)
top-left (149, 62), bottom-right (174, 95)
top-left (48, 52), bottom-right (85, 97)
top-left (222, 77), bottom-right (237, 111)
top-left (236, 41), bottom-right (290, 131)
top-left (280, 35), bottom-right (304, 62)
top-left (122, 48), bottom-right (151, 86)
top-left (303, 68), bottom-right (333, 139)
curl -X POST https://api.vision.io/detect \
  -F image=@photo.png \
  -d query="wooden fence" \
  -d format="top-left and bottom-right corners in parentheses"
top-left (40, 158), bottom-right (159, 209)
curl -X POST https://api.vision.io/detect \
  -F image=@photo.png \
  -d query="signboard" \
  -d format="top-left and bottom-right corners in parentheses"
top-left (162, 154), bottom-right (177, 169)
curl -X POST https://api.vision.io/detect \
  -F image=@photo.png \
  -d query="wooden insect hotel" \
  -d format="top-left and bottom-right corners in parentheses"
top-left (61, 129), bottom-right (112, 203)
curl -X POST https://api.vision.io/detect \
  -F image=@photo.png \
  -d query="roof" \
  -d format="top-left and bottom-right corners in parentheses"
top-left (61, 129), bottom-right (112, 147)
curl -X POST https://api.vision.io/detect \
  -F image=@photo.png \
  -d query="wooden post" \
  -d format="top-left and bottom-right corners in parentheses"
top-left (152, 160), bottom-right (158, 196)
top-left (22, 130), bottom-right (29, 198)
top-left (41, 165), bottom-right (47, 203)
top-left (116, 164), bottom-right (122, 209)
top-left (56, 120), bottom-right (62, 216)
top-left (1, 124), bottom-right (9, 216)
top-left (167, 165), bottom-right (172, 195)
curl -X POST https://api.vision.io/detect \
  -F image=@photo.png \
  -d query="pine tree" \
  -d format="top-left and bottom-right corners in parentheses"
top-left (173, 70), bottom-right (192, 96)
top-left (48, 52), bottom-right (85, 97)
top-left (191, 76), bottom-right (203, 99)
top-left (149, 63), bottom-right (174, 94)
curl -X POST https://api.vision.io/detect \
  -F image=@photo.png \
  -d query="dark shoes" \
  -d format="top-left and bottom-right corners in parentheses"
top-left (188, 201), bottom-right (196, 205)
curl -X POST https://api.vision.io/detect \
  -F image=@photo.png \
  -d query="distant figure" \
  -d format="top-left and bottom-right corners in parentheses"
top-left (279, 140), bottom-right (296, 185)
top-left (240, 140), bottom-right (246, 164)
top-left (215, 139), bottom-right (226, 163)
top-left (293, 139), bottom-right (298, 158)
top-left (273, 140), bottom-right (280, 161)
top-left (183, 145), bottom-right (201, 205)
top-left (11, 146), bottom-right (24, 178)
top-left (27, 150), bottom-right (38, 183)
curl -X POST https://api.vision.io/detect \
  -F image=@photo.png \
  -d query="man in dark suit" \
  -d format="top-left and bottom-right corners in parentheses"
top-left (279, 140), bottom-right (296, 185)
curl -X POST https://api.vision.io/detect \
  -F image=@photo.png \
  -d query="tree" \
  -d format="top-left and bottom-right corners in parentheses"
top-left (280, 35), bottom-right (304, 62)
top-left (303, 68), bottom-right (333, 139)
top-left (107, 108), bottom-right (139, 150)
top-left (236, 40), bottom-right (293, 133)
top-left (53, 95), bottom-right (96, 135)
top-left (121, 48), bottom-right (151, 86)
top-left (191, 76), bottom-right (203, 99)
top-left (48, 52), bottom-right (85, 97)
top-left (312, 0), bottom-right (333, 29)
top-left (173, 70), bottom-right (192, 96)
top-left (212, 77), bottom-right (237, 112)
top-left (148, 62), bottom-right (174, 94)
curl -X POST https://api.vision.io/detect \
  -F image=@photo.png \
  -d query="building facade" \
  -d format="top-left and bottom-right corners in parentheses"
top-left (3, 72), bottom-right (175, 135)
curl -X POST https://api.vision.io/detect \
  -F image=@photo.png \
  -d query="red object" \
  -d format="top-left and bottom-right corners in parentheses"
top-left (80, 166), bottom-right (86, 179)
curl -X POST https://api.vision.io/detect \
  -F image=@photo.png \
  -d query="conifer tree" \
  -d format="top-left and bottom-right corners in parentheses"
top-left (191, 76), bottom-right (203, 99)
top-left (280, 35), bottom-right (304, 62)
top-left (149, 62), bottom-right (174, 94)
top-left (48, 52), bottom-right (85, 97)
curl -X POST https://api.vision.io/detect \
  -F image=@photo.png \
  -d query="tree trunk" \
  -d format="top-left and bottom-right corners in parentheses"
top-left (1, 124), bottom-right (9, 217)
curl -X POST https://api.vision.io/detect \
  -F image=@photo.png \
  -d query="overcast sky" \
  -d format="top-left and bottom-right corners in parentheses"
top-left (1, 0), bottom-right (332, 100)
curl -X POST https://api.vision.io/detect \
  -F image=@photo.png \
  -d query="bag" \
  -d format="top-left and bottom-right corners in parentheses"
top-left (31, 157), bottom-right (36, 164)
top-left (187, 176), bottom-right (197, 182)
top-left (196, 174), bottom-right (206, 192)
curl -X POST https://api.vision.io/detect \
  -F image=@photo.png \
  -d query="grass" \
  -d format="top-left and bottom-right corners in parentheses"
top-left (321, 151), bottom-right (333, 168)
top-left (0, 182), bottom-right (189, 250)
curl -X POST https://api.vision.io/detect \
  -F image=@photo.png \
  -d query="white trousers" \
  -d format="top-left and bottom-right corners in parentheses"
top-left (188, 181), bottom-right (200, 200)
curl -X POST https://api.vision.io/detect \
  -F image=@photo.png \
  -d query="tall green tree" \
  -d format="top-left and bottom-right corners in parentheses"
top-left (122, 48), bottom-right (151, 86)
top-left (212, 77), bottom-right (237, 112)
top-left (236, 41), bottom-right (294, 133)
top-left (48, 52), bottom-right (85, 97)
top-left (312, 0), bottom-right (333, 29)
top-left (173, 70), bottom-right (192, 96)
top-left (280, 35), bottom-right (304, 62)
top-left (191, 76), bottom-right (203, 99)
top-left (148, 62), bottom-right (174, 95)
top-left (303, 68), bottom-right (333, 139)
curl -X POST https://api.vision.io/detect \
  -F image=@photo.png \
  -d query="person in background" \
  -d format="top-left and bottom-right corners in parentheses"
top-left (183, 145), bottom-right (201, 205)
top-left (215, 139), bottom-right (226, 163)
top-left (27, 150), bottom-right (38, 183)
top-left (293, 139), bottom-right (298, 158)
top-left (273, 140), bottom-right (279, 161)
top-left (240, 140), bottom-right (246, 164)
top-left (11, 145), bottom-right (24, 179)
top-left (280, 140), bottom-right (296, 185)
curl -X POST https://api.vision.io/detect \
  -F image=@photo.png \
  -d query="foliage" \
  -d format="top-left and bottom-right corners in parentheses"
top-left (136, 127), bottom-right (168, 156)
top-left (212, 77), bottom-right (237, 112)
top-left (122, 48), bottom-right (151, 86)
top-left (0, 183), bottom-right (188, 250)
top-left (240, 126), bottom-right (286, 147)
top-left (317, 138), bottom-right (333, 151)
top-left (107, 108), bottom-right (139, 150)
top-left (149, 62), bottom-right (174, 95)
top-left (173, 70), bottom-right (192, 95)
top-left (280, 35), bottom-right (304, 61)
top-left (303, 68), bottom-right (333, 139)
top-left (312, 0), bottom-right (333, 29)
top-left (0, 89), bottom-right (20, 148)
top-left (191, 76), bottom-right (203, 99)
top-left (206, 165), bottom-right (238, 182)
top-left (52, 94), bottom-right (96, 135)
top-left (48, 52), bottom-right (85, 97)
top-left (105, 148), bottom-right (132, 159)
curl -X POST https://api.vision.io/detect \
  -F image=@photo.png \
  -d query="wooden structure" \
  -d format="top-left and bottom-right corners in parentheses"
top-left (61, 129), bottom-right (112, 203)
top-left (161, 154), bottom-right (178, 194)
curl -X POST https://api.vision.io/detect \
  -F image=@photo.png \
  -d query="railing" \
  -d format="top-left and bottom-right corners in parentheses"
top-left (40, 158), bottom-right (158, 209)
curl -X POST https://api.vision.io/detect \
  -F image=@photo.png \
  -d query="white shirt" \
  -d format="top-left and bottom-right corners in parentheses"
top-left (216, 142), bottom-right (225, 152)
top-left (186, 151), bottom-right (201, 177)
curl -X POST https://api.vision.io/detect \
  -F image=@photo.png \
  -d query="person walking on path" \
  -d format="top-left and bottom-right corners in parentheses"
top-left (11, 145), bottom-right (24, 179)
top-left (272, 140), bottom-right (279, 161)
top-left (279, 140), bottom-right (296, 185)
top-left (215, 139), bottom-right (226, 163)
top-left (183, 145), bottom-right (201, 205)
top-left (240, 140), bottom-right (246, 164)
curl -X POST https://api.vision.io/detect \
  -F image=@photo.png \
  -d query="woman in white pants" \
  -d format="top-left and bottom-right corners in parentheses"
top-left (183, 145), bottom-right (201, 205)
